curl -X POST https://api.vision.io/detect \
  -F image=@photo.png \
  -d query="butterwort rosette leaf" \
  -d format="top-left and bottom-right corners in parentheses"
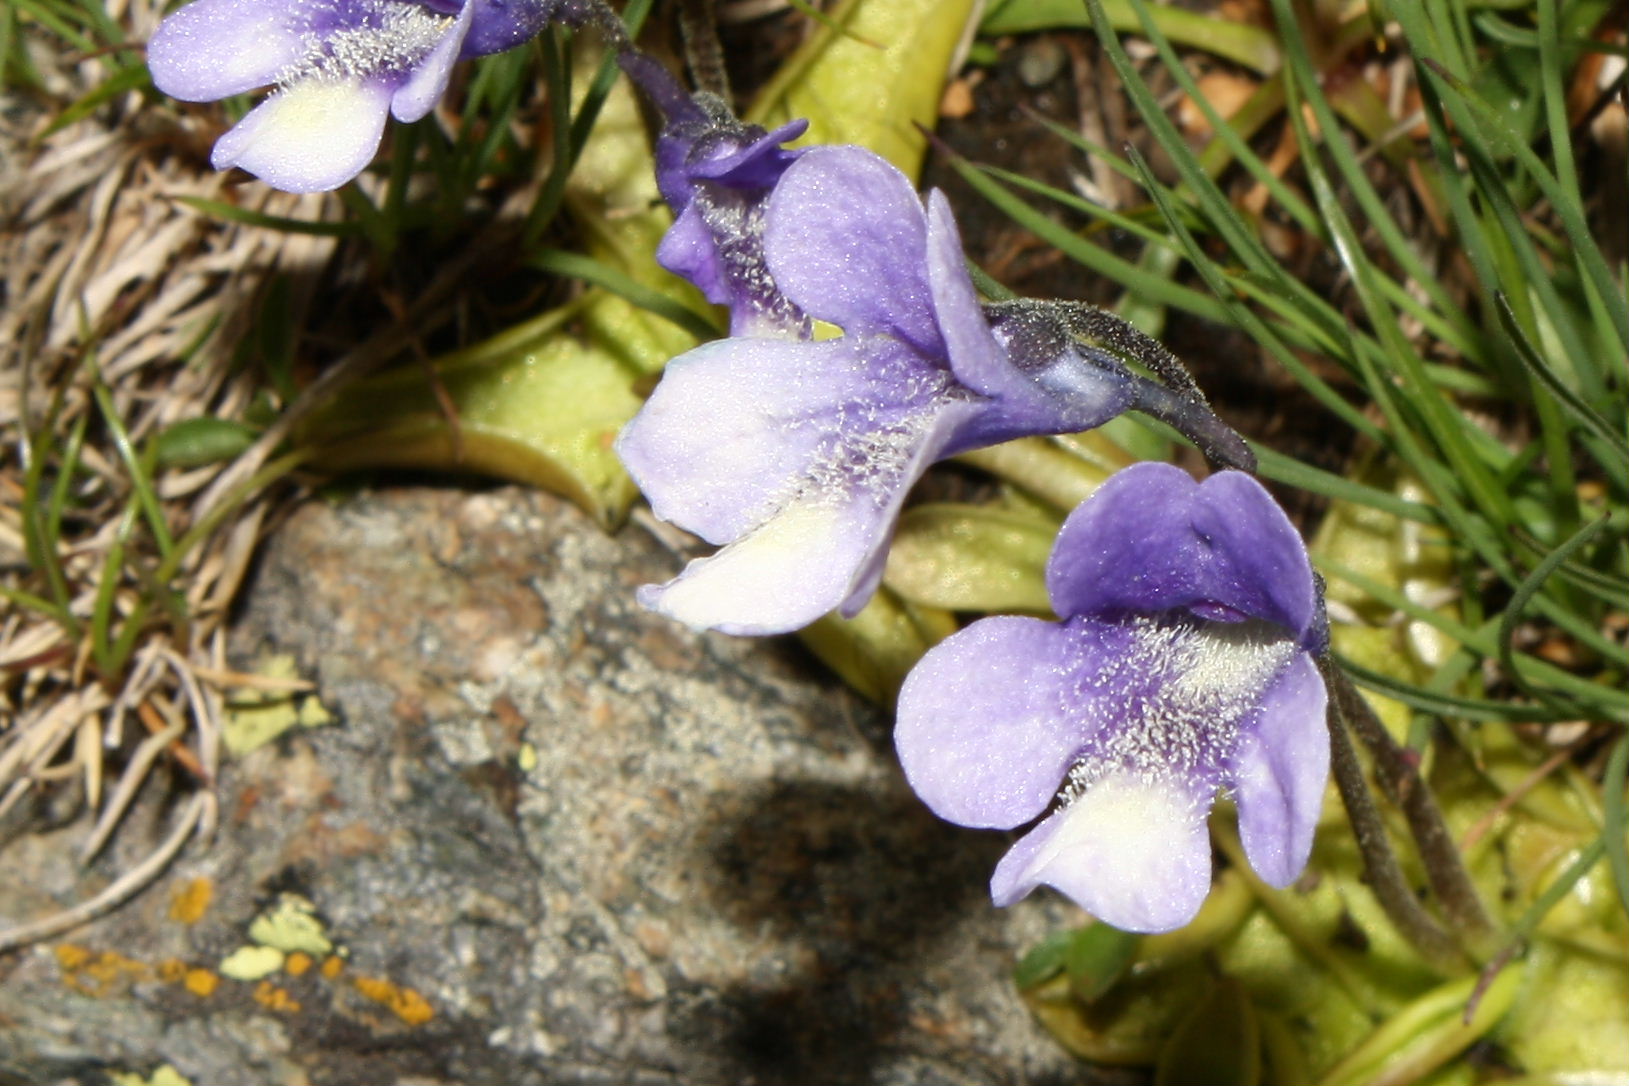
top-left (895, 462), bottom-right (1329, 933)
top-left (619, 53), bottom-right (809, 337)
top-left (148, 0), bottom-right (601, 192)
top-left (617, 145), bottom-right (1250, 637)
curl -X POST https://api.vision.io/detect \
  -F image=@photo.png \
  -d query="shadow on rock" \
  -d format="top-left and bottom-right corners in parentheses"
top-left (685, 777), bottom-right (1015, 1084)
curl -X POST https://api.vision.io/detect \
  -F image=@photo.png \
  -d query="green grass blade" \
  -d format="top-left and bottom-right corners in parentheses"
top-left (1496, 515), bottom-right (1611, 709)
top-left (1495, 294), bottom-right (1629, 463)
top-left (528, 250), bottom-right (721, 341)
top-left (946, 157), bottom-right (1227, 319)
top-left (89, 370), bottom-right (173, 561)
top-left (1604, 734), bottom-right (1629, 921)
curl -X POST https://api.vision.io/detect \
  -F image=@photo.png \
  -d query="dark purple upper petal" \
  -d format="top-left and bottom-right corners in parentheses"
top-left (1046, 463), bottom-right (1319, 644)
top-left (460, 0), bottom-right (570, 56)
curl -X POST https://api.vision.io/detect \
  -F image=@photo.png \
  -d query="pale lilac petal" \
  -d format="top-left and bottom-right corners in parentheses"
top-left (924, 190), bottom-right (1012, 398)
top-left (148, 0), bottom-right (304, 100)
top-left (896, 616), bottom-right (1083, 829)
top-left (1047, 464), bottom-right (1317, 641)
top-left (834, 400), bottom-right (982, 618)
top-left (212, 77), bottom-right (392, 192)
top-left (763, 147), bottom-right (939, 349)
top-left (391, 2), bottom-right (472, 122)
top-left (1231, 652), bottom-right (1328, 887)
top-left (990, 772), bottom-right (1213, 932)
top-left (637, 494), bottom-right (880, 637)
top-left (616, 338), bottom-right (881, 546)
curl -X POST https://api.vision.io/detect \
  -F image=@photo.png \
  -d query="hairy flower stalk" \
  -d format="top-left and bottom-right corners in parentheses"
top-left (896, 463), bottom-right (1329, 933)
top-left (148, 0), bottom-right (612, 192)
top-left (617, 144), bottom-right (1250, 636)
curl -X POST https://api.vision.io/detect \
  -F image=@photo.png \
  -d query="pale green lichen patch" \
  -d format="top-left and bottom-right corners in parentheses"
top-left (109, 1066), bottom-right (192, 1086)
top-left (218, 945), bottom-right (286, 981)
top-left (223, 655), bottom-right (333, 755)
top-left (246, 893), bottom-right (334, 956)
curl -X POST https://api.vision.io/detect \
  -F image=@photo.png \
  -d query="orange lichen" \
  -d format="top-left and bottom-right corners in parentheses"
top-left (284, 951), bottom-right (313, 976)
top-left (157, 958), bottom-right (188, 984)
top-left (168, 877), bottom-right (214, 925)
top-left (353, 975), bottom-right (434, 1026)
top-left (59, 947), bottom-right (150, 996)
top-left (320, 955), bottom-right (345, 980)
top-left (183, 968), bottom-right (220, 997)
top-left (55, 944), bottom-right (93, 971)
top-left (252, 980), bottom-right (301, 1013)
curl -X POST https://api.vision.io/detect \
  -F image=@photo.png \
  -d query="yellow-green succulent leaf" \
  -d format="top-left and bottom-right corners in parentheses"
top-left (747, 0), bottom-right (981, 176)
top-left (883, 502), bottom-right (1055, 613)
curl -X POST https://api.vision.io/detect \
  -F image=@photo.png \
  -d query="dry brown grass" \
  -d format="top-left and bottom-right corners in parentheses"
top-left (0, 0), bottom-right (350, 950)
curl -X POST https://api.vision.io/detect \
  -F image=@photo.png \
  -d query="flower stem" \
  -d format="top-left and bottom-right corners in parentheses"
top-left (678, 0), bottom-right (731, 100)
top-left (1324, 659), bottom-right (1501, 957)
top-left (1319, 656), bottom-right (1465, 972)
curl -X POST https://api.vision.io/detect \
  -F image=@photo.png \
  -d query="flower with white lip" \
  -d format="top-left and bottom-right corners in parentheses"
top-left (616, 146), bottom-right (1251, 637)
top-left (148, 0), bottom-right (590, 192)
top-left (895, 462), bottom-right (1329, 933)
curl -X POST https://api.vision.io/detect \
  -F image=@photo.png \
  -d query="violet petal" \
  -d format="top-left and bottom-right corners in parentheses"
top-left (762, 146), bottom-right (939, 350)
top-left (147, 0), bottom-right (304, 101)
top-left (1046, 463), bottom-right (1317, 641)
top-left (1230, 651), bottom-right (1328, 887)
top-left (616, 337), bottom-right (888, 546)
top-left (924, 190), bottom-right (1014, 399)
top-left (895, 616), bottom-right (1084, 829)
top-left (390, 1), bottom-right (473, 122)
top-left (636, 491), bottom-right (885, 637)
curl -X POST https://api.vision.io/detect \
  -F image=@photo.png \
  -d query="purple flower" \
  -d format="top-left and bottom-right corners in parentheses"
top-left (616, 147), bottom-right (1250, 636)
top-left (895, 463), bottom-right (1329, 933)
top-left (148, 0), bottom-right (589, 192)
top-left (620, 53), bottom-right (808, 336)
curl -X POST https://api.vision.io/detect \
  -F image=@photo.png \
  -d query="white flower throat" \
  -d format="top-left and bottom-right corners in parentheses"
top-left (280, 0), bottom-right (454, 86)
top-left (1060, 614), bottom-right (1298, 804)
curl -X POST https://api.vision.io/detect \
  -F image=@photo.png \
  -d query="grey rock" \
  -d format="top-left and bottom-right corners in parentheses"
top-left (0, 485), bottom-right (1091, 1085)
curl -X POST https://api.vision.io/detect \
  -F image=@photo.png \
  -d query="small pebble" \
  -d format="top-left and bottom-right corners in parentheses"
top-left (1018, 38), bottom-right (1066, 88)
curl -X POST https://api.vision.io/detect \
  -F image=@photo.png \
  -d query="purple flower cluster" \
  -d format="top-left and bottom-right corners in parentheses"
top-left (611, 68), bottom-right (1329, 931)
top-left (147, 0), bottom-right (599, 191)
top-left (143, 19), bottom-right (1333, 933)
top-left (615, 75), bottom-right (1253, 637)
